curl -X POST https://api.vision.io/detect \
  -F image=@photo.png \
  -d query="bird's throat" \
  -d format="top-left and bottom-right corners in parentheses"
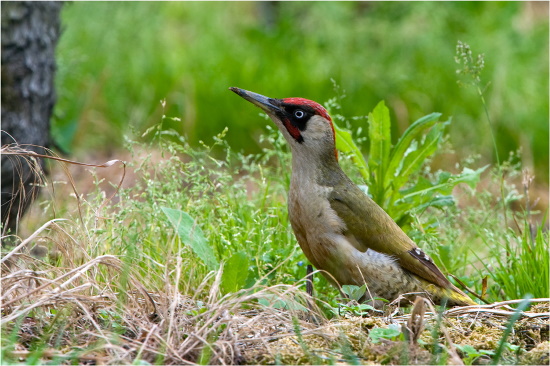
top-left (291, 150), bottom-right (344, 188)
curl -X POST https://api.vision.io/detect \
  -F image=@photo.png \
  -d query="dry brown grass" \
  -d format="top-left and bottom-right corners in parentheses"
top-left (2, 222), bottom-right (548, 365)
top-left (1, 226), bottom-right (322, 364)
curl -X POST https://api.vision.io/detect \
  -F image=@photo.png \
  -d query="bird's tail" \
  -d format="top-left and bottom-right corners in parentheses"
top-left (424, 283), bottom-right (477, 307)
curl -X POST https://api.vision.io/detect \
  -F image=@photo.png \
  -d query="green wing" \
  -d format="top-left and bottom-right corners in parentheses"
top-left (328, 181), bottom-right (452, 289)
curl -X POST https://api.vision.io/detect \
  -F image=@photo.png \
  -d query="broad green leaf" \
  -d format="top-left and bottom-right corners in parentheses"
top-left (413, 195), bottom-right (455, 211)
top-left (386, 113), bottom-right (442, 182)
top-left (161, 207), bottom-right (219, 270)
top-left (367, 101), bottom-right (392, 201)
top-left (393, 177), bottom-right (448, 216)
top-left (396, 165), bottom-right (489, 203)
top-left (452, 166), bottom-right (489, 189)
top-left (391, 195), bottom-right (455, 223)
top-left (389, 166), bottom-right (488, 222)
top-left (455, 344), bottom-right (480, 357)
top-left (357, 303), bottom-right (376, 311)
top-left (334, 121), bottom-right (369, 181)
top-left (368, 326), bottom-right (402, 343)
top-left (367, 101), bottom-right (392, 169)
top-left (220, 251), bottom-right (248, 295)
top-left (341, 284), bottom-right (366, 301)
top-left (391, 122), bottom-right (447, 194)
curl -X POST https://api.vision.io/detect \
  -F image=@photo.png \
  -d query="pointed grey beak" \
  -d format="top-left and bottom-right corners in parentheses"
top-left (229, 87), bottom-right (281, 114)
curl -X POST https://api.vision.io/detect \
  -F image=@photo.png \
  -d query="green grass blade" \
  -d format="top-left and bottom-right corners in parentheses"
top-left (491, 296), bottom-right (532, 365)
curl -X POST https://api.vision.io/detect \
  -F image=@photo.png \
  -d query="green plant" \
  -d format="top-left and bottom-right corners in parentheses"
top-left (491, 297), bottom-right (530, 365)
top-left (455, 40), bottom-right (511, 225)
top-left (327, 285), bottom-right (390, 317)
top-left (162, 207), bottom-right (219, 270)
top-left (483, 218), bottom-right (549, 300)
top-left (368, 325), bottom-right (404, 343)
top-left (453, 342), bottom-right (522, 366)
top-left (455, 344), bottom-right (495, 365)
top-left (341, 284), bottom-right (367, 302)
top-left (97, 309), bottom-right (126, 333)
top-left (331, 99), bottom-right (487, 228)
top-left (336, 332), bottom-right (361, 365)
top-left (455, 41), bottom-right (496, 162)
top-left (220, 251), bottom-right (249, 295)
top-left (292, 317), bottom-right (322, 364)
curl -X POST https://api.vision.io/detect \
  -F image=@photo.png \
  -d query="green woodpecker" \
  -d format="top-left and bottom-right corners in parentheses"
top-left (230, 87), bottom-right (475, 307)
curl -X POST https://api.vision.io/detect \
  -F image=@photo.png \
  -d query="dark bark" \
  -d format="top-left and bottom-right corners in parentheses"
top-left (1, 1), bottom-right (63, 234)
top-left (257, 1), bottom-right (279, 31)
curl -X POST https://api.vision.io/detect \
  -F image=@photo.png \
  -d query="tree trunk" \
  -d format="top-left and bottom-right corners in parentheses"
top-left (1, 1), bottom-right (63, 234)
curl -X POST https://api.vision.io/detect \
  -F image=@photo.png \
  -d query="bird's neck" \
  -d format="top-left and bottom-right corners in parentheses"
top-left (290, 147), bottom-right (344, 188)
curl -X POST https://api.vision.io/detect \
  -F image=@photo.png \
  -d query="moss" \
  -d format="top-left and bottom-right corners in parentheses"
top-left (519, 341), bottom-right (550, 365)
top-left (444, 317), bottom-right (506, 350)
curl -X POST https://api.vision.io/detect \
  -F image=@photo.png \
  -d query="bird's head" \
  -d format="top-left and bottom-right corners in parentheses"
top-left (230, 87), bottom-right (338, 161)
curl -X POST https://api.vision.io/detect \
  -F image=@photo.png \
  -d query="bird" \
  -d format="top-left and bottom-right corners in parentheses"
top-left (229, 87), bottom-right (476, 307)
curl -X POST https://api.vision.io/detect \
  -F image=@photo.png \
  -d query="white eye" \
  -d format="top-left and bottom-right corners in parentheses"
top-left (294, 110), bottom-right (305, 118)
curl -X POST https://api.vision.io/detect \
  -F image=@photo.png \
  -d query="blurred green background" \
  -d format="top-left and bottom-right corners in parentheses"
top-left (53, 2), bottom-right (549, 184)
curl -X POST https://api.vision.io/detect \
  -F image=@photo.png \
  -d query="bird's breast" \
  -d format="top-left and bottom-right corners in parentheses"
top-left (288, 181), bottom-right (347, 267)
top-left (287, 178), bottom-right (416, 296)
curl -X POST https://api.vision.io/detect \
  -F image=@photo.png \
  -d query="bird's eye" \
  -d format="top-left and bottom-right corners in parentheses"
top-left (294, 110), bottom-right (305, 119)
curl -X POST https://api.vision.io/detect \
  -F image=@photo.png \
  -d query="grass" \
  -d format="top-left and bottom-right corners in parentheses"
top-left (2, 108), bottom-right (548, 363)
